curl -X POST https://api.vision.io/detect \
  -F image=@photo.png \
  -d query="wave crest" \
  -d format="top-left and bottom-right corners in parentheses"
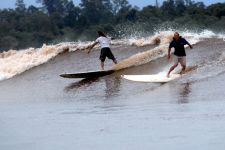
top-left (0, 30), bottom-right (223, 81)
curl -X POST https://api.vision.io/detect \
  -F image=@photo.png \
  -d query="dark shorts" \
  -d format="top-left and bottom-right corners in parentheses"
top-left (99, 47), bottom-right (116, 62)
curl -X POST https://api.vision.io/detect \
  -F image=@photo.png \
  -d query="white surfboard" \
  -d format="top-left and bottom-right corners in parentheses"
top-left (121, 74), bottom-right (181, 83)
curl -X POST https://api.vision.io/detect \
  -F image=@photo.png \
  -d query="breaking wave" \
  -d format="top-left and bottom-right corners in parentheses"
top-left (0, 29), bottom-right (223, 81)
top-left (111, 30), bottom-right (223, 70)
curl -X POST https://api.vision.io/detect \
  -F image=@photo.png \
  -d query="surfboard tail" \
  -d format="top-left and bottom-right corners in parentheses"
top-left (122, 74), bottom-right (180, 83)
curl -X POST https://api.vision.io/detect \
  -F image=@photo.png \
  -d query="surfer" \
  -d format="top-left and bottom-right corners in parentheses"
top-left (167, 32), bottom-right (193, 78)
top-left (87, 31), bottom-right (117, 70)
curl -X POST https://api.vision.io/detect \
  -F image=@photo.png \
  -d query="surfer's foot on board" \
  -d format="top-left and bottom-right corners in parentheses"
top-left (179, 69), bottom-right (185, 75)
top-left (166, 73), bottom-right (170, 78)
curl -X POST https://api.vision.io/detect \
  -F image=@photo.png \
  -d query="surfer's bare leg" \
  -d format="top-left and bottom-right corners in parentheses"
top-left (167, 64), bottom-right (178, 78)
top-left (180, 65), bottom-right (186, 75)
top-left (179, 57), bottom-right (186, 75)
top-left (101, 62), bottom-right (104, 70)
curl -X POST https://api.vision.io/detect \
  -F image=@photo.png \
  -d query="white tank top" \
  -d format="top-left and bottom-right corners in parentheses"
top-left (96, 36), bottom-right (111, 48)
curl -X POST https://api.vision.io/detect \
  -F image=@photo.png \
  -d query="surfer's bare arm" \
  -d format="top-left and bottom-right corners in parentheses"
top-left (188, 43), bottom-right (193, 49)
top-left (185, 40), bottom-right (193, 49)
top-left (168, 48), bottom-right (171, 59)
top-left (87, 42), bottom-right (98, 54)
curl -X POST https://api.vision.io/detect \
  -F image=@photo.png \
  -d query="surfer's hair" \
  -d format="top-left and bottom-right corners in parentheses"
top-left (174, 32), bottom-right (180, 36)
top-left (98, 31), bottom-right (106, 37)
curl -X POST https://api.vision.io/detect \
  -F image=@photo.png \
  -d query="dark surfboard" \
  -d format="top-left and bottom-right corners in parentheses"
top-left (60, 70), bottom-right (115, 79)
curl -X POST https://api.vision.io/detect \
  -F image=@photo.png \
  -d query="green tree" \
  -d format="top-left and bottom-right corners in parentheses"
top-left (63, 1), bottom-right (81, 27)
top-left (112, 0), bottom-right (131, 14)
top-left (15, 0), bottom-right (26, 11)
top-left (137, 5), bottom-right (162, 25)
top-left (186, 2), bottom-right (205, 16)
top-left (161, 0), bottom-right (176, 20)
top-left (175, 0), bottom-right (186, 16)
top-left (184, 0), bottom-right (194, 6)
top-left (37, 0), bottom-right (70, 15)
top-left (207, 3), bottom-right (225, 18)
top-left (80, 0), bottom-right (113, 25)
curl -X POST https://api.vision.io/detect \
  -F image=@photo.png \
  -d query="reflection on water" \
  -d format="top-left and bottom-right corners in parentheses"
top-left (64, 76), bottom-right (122, 99)
top-left (104, 76), bottom-right (121, 99)
top-left (178, 82), bottom-right (191, 104)
top-left (64, 78), bottom-right (100, 92)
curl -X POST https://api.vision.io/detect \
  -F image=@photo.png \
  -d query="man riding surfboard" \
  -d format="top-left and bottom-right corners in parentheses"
top-left (167, 32), bottom-right (193, 78)
top-left (88, 31), bottom-right (117, 70)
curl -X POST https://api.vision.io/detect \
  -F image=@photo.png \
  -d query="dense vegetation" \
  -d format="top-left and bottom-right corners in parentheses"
top-left (0, 0), bottom-right (225, 50)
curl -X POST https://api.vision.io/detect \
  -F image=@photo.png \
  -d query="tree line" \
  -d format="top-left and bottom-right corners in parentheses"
top-left (0, 0), bottom-right (225, 51)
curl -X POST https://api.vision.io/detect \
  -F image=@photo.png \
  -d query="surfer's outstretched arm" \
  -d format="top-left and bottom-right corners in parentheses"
top-left (185, 40), bottom-right (193, 49)
top-left (87, 42), bottom-right (98, 54)
top-left (188, 43), bottom-right (193, 49)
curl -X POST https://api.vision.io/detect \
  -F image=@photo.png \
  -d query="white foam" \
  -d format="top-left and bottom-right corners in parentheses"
top-left (0, 42), bottom-right (89, 81)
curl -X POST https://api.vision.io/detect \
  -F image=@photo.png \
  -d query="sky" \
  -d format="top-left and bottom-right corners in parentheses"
top-left (0, 0), bottom-right (224, 9)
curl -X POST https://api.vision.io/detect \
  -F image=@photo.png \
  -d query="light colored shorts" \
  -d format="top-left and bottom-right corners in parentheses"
top-left (174, 56), bottom-right (186, 66)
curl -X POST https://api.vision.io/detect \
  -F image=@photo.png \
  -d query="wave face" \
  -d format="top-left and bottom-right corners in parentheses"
top-left (0, 30), bottom-right (224, 81)
top-left (112, 30), bottom-right (223, 70)
top-left (0, 42), bottom-right (91, 80)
